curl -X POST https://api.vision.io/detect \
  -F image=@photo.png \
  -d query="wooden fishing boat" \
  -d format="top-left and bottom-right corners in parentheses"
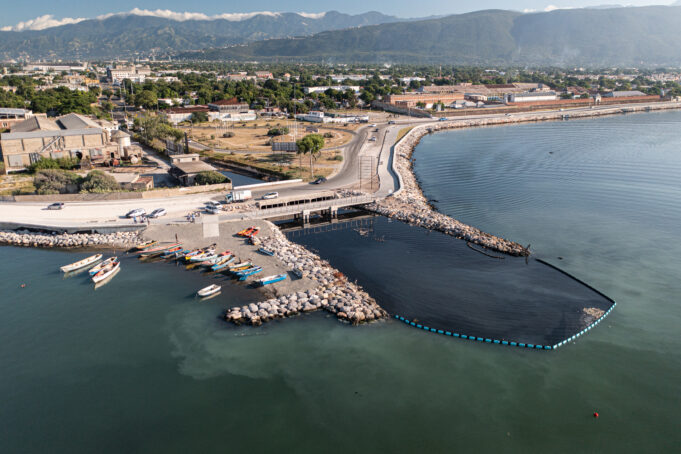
top-left (256, 273), bottom-right (287, 287)
top-left (135, 242), bottom-right (181, 255)
top-left (246, 227), bottom-right (260, 238)
top-left (134, 240), bottom-right (157, 251)
top-left (183, 244), bottom-right (216, 261)
top-left (211, 256), bottom-right (235, 271)
top-left (237, 226), bottom-right (258, 237)
top-left (228, 261), bottom-right (253, 272)
top-left (189, 251), bottom-right (217, 263)
top-left (88, 256), bottom-right (117, 276)
top-left (197, 284), bottom-right (221, 297)
top-left (60, 254), bottom-right (103, 273)
top-left (200, 251), bottom-right (231, 267)
top-left (160, 247), bottom-right (184, 258)
top-left (236, 266), bottom-right (263, 281)
top-left (258, 247), bottom-right (275, 256)
top-left (91, 260), bottom-right (120, 284)
top-left (249, 235), bottom-right (261, 246)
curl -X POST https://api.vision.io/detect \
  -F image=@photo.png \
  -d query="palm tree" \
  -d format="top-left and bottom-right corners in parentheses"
top-left (296, 134), bottom-right (325, 178)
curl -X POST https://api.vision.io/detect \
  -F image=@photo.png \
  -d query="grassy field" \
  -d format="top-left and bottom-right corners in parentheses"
top-left (0, 174), bottom-right (36, 196)
top-left (181, 121), bottom-right (354, 152)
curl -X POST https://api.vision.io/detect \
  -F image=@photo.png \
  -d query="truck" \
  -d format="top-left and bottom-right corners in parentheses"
top-left (225, 190), bottom-right (252, 203)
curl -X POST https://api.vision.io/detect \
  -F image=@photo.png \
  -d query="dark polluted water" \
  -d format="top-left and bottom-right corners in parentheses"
top-left (2, 110), bottom-right (681, 452)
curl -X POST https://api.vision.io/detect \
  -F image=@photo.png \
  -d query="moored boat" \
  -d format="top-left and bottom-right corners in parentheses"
top-left (161, 247), bottom-right (184, 258)
top-left (134, 241), bottom-right (157, 251)
top-left (228, 261), bottom-right (253, 272)
top-left (256, 273), bottom-right (287, 286)
top-left (60, 254), bottom-right (103, 273)
top-left (135, 242), bottom-right (181, 255)
top-left (235, 266), bottom-right (263, 281)
top-left (197, 284), bottom-right (221, 297)
top-left (91, 260), bottom-right (120, 284)
top-left (258, 247), bottom-right (275, 256)
top-left (88, 256), bottom-right (117, 276)
top-left (211, 256), bottom-right (235, 271)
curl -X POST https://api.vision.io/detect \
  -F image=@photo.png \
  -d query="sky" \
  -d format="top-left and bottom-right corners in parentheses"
top-left (0, 0), bottom-right (677, 31)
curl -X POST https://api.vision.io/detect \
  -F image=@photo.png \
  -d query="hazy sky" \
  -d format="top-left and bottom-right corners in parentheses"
top-left (1, 0), bottom-right (677, 30)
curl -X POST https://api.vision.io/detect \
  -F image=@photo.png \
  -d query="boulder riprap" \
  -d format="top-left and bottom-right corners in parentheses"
top-left (225, 223), bottom-right (387, 326)
top-left (0, 229), bottom-right (141, 249)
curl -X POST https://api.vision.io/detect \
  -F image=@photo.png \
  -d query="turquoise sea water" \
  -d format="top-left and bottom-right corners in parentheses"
top-left (2, 111), bottom-right (680, 452)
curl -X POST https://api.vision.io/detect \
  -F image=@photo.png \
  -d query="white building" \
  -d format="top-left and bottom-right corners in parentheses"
top-left (304, 85), bottom-right (361, 94)
top-left (506, 91), bottom-right (558, 103)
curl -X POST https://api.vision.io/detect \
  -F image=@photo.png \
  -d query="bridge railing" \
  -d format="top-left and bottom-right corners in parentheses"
top-left (220, 194), bottom-right (376, 220)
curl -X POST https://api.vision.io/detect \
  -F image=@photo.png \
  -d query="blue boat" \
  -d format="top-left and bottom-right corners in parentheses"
top-left (236, 266), bottom-right (263, 281)
top-left (258, 247), bottom-right (275, 256)
top-left (211, 256), bottom-right (235, 271)
top-left (256, 273), bottom-right (287, 287)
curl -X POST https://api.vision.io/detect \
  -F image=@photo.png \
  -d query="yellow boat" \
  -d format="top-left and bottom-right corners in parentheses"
top-left (135, 241), bottom-right (157, 251)
top-left (228, 261), bottom-right (252, 272)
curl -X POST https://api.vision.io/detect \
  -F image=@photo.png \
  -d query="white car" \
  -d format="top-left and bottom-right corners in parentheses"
top-left (262, 192), bottom-right (279, 200)
top-left (148, 208), bottom-right (167, 218)
top-left (369, 137), bottom-right (377, 142)
top-left (205, 205), bottom-right (221, 215)
top-left (370, 124), bottom-right (377, 127)
top-left (126, 208), bottom-right (146, 218)
top-left (205, 200), bottom-right (223, 208)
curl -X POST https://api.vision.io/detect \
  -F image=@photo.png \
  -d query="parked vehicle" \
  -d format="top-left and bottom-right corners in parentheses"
top-left (312, 177), bottom-right (327, 185)
top-left (225, 190), bottom-right (252, 203)
top-left (47, 202), bottom-right (64, 210)
top-left (205, 200), bottom-right (223, 208)
top-left (439, 117), bottom-right (448, 121)
top-left (388, 120), bottom-right (396, 125)
top-left (262, 192), bottom-right (279, 200)
top-left (125, 208), bottom-right (146, 218)
top-left (148, 208), bottom-right (167, 218)
top-left (206, 205), bottom-right (221, 215)
top-left (369, 137), bottom-right (377, 142)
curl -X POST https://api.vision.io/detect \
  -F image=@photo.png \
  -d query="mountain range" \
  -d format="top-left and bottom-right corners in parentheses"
top-left (180, 6), bottom-right (681, 66)
top-left (0, 11), bottom-right (399, 60)
top-left (2, 6), bottom-right (681, 66)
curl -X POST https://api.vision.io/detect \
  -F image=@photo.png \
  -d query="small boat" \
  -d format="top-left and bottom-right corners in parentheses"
top-left (246, 227), bottom-right (260, 238)
top-left (134, 240), bottom-right (157, 251)
top-left (249, 235), bottom-right (261, 246)
top-left (258, 247), bottom-right (275, 256)
top-left (237, 226), bottom-right (258, 237)
top-left (161, 247), bottom-right (185, 258)
top-left (201, 252), bottom-right (231, 267)
top-left (228, 261), bottom-right (253, 272)
top-left (135, 242), bottom-right (181, 255)
top-left (189, 251), bottom-right (217, 263)
top-left (211, 256), bottom-right (235, 271)
top-left (183, 244), bottom-right (216, 261)
top-left (256, 273), bottom-right (287, 286)
top-left (197, 284), bottom-right (221, 297)
top-left (60, 254), bottom-right (103, 273)
top-left (89, 256), bottom-right (117, 276)
top-left (91, 260), bottom-right (120, 284)
top-left (235, 266), bottom-right (263, 281)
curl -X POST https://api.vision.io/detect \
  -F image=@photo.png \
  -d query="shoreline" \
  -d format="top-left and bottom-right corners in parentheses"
top-left (0, 229), bottom-right (141, 249)
top-left (366, 101), bottom-right (681, 256)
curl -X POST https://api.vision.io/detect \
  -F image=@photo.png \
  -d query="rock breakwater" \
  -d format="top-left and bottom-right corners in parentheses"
top-left (0, 229), bottom-right (141, 249)
top-left (225, 223), bottom-right (387, 326)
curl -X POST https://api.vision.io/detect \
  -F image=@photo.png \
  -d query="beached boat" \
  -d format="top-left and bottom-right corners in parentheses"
top-left (256, 273), bottom-right (287, 286)
top-left (135, 242), bottom-right (181, 255)
top-left (189, 252), bottom-right (217, 263)
top-left (258, 247), bottom-right (275, 256)
top-left (183, 244), bottom-right (216, 261)
top-left (197, 284), bottom-right (221, 297)
top-left (60, 254), bottom-right (103, 273)
top-left (237, 226), bottom-right (258, 237)
top-left (249, 235), bottom-right (261, 246)
top-left (228, 261), bottom-right (253, 272)
top-left (201, 252), bottom-right (231, 267)
top-left (236, 266), bottom-right (263, 281)
top-left (160, 246), bottom-right (184, 258)
top-left (91, 260), bottom-right (120, 284)
top-left (134, 241), bottom-right (157, 251)
top-left (211, 256), bottom-right (235, 271)
top-left (88, 256), bottom-right (117, 276)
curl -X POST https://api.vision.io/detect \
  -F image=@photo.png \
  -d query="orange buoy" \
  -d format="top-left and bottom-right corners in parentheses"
top-left (20, 284), bottom-right (26, 288)
top-left (593, 412), bottom-right (599, 418)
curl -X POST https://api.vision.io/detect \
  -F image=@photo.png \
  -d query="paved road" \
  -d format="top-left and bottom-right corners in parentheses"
top-left (2, 101), bottom-right (679, 230)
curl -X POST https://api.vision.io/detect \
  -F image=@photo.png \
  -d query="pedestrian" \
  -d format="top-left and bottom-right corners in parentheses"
top-left (146, 216), bottom-right (150, 225)
top-left (133, 216), bottom-right (137, 224)
top-left (175, 233), bottom-right (179, 243)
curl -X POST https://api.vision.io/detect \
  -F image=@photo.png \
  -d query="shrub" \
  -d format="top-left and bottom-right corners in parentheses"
top-left (194, 171), bottom-right (228, 185)
top-left (33, 169), bottom-right (80, 194)
top-left (222, 131), bottom-right (234, 138)
top-left (79, 170), bottom-right (120, 193)
top-left (332, 155), bottom-right (343, 161)
top-left (28, 157), bottom-right (80, 172)
top-left (267, 127), bottom-right (290, 136)
top-left (323, 132), bottom-right (334, 139)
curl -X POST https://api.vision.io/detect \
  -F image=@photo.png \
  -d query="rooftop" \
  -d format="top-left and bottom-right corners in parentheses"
top-left (172, 161), bottom-right (217, 175)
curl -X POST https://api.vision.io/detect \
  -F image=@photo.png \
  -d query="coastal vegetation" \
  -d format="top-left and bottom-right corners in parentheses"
top-left (33, 169), bottom-right (121, 194)
top-left (194, 171), bottom-right (229, 185)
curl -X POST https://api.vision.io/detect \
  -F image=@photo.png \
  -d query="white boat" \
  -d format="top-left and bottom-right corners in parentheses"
top-left (197, 284), bottom-right (221, 297)
top-left (88, 257), bottom-right (117, 276)
top-left (60, 254), bottom-right (103, 273)
top-left (91, 260), bottom-right (120, 284)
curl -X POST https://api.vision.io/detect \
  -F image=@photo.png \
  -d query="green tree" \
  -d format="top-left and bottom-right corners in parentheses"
top-left (33, 169), bottom-right (80, 194)
top-left (296, 133), bottom-right (325, 178)
top-left (194, 171), bottom-right (229, 185)
top-left (79, 170), bottom-right (121, 193)
top-left (267, 126), bottom-right (290, 136)
top-left (191, 111), bottom-right (209, 123)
